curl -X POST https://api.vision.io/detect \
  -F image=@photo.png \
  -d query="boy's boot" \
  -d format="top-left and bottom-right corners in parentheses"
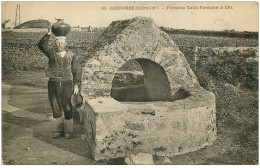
top-left (53, 117), bottom-right (64, 139)
top-left (64, 119), bottom-right (73, 139)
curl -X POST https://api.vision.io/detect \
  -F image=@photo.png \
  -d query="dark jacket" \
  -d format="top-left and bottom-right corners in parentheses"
top-left (38, 34), bottom-right (81, 85)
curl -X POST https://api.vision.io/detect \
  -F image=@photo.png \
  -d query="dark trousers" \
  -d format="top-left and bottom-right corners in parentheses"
top-left (48, 80), bottom-right (73, 119)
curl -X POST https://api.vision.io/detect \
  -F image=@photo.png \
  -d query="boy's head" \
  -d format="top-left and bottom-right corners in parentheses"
top-left (55, 36), bottom-right (66, 52)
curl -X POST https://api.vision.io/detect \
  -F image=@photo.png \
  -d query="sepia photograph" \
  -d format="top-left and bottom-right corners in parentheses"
top-left (1, 1), bottom-right (259, 165)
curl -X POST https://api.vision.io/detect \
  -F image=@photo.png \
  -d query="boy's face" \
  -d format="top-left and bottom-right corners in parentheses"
top-left (55, 40), bottom-right (66, 52)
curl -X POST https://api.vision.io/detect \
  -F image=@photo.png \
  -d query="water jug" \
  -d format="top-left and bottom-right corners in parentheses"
top-left (51, 19), bottom-right (71, 36)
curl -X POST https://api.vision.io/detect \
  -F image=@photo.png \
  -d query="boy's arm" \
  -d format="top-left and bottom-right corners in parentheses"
top-left (38, 26), bottom-right (53, 57)
top-left (71, 54), bottom-right (82, 94)
top-left (71, 54), bottom-right (82, 86)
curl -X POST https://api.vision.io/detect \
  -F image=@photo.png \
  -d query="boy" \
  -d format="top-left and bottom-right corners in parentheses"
top-left (38, 26), bottom-right (82, 139)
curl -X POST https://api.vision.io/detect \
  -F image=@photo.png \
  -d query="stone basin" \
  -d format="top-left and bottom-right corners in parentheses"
top-left (81, 87), bottom-right (216, 160)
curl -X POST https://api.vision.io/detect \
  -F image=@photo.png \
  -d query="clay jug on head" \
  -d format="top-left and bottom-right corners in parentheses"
top-left (51, 19), bottom-right (71, 36)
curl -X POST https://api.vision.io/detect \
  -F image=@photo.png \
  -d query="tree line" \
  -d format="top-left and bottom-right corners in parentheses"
top-left (160, 27), bottom-right (258, 39)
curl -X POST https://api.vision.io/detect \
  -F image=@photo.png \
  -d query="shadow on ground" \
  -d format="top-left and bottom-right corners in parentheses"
top-left (2, 85), bottom-right (93, 162)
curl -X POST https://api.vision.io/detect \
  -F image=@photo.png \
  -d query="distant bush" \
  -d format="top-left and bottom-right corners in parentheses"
top-left (161, 27), bottom-right (258, 39)
top-left (183, 47), bottom-right (258, 91)
top-left (14, 19), bottom-right (51, 29)
top-left (171, 34), bottom-right (258, 48)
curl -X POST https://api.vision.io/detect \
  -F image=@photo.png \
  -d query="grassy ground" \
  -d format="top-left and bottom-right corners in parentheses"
top-left (2, 70), bottom-right (48, 88)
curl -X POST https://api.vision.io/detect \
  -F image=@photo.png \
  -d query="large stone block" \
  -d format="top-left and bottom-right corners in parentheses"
top-left (81, 87), bottom-right (216, 160)
top-left (125, 153), bottom-right (154, 165)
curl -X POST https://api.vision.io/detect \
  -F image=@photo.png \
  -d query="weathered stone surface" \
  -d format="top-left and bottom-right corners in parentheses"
top-left (80, 17), bottom-right (199, 99)
top-left (80, 87), bottom-right (216, 160)
top-left (163, 157), bottom-right (171, 164)
top-left (125, 153), bottom-right (154, 165)
top-left (79, 17), bottom-right (216, 161)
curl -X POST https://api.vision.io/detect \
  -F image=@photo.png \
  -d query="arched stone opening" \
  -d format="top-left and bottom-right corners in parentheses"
top-left (111, 58), bottom-right (172, 102)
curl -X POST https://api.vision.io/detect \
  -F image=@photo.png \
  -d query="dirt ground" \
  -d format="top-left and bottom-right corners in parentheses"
top-left (2, 84), bottom-right (93, 165)
top-left (1, 83), bottom-right (258, 165)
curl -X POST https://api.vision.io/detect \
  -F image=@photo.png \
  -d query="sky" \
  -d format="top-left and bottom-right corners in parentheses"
top-left (1, 1), bottom-right (259, 31)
